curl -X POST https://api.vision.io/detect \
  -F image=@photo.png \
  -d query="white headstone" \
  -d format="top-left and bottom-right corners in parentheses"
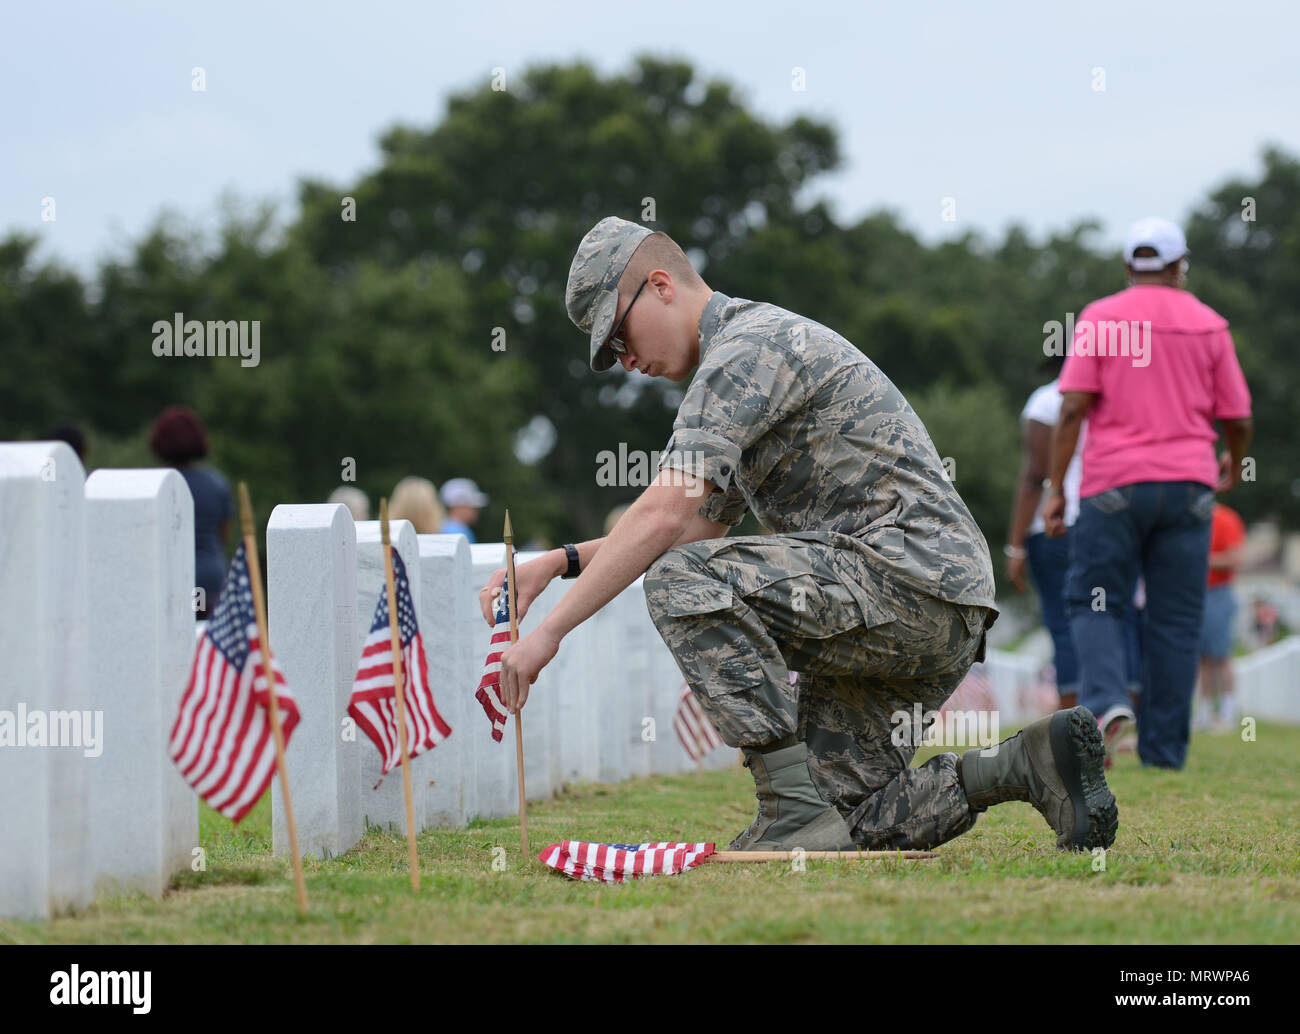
top-left (84, 468), bottom-right (198, 897)
top-left (415, 533), bottom-right (474, 828)
top-left (267, 503), bottom-right (361, 859)
top-left (620, 576), bottom-right (658, 779)
top-left (553, 600), bottom-right (600, 787)
top-left (592, 596), bottom-right (631, 784)
top-left (512, 551), bottom-right (557, 802)
top-left (469, 542), bottom-right (518, 820)
top-left (0, 442), bottom-right (92, 918)
top-left (354, 519), bottom-right (427, 834)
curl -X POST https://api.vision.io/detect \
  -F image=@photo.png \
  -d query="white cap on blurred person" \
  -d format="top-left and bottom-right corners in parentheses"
top-left (1124, 217), bottom-right (1187, 271)
top-left (440, 477), bottom-right (489, 508)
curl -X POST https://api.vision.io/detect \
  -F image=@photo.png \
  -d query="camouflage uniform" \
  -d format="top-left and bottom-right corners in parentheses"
top-left (645, 293), bottom-right (999, 850)
top-left (566, 219), bottom-right (999, 851)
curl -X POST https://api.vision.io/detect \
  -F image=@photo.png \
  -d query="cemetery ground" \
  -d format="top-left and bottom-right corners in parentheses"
top-left (3, 723), bottom-right (1297, 945)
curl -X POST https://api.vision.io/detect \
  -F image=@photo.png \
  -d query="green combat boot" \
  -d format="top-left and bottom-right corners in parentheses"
top-left (729, 740), bottom-right (856, 851)
top-left (960, 705), bottom-right (1118, 851)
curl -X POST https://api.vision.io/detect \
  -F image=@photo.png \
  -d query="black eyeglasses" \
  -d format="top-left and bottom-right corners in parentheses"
top-left (606, 278), bottom-right (648, 356)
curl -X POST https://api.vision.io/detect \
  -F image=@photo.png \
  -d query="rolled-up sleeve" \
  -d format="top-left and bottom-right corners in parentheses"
top-left (658, 426), bottom-right (741, 493)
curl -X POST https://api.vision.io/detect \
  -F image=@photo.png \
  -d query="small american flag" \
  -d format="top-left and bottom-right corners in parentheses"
top-left (169, 543), bottom-right (300, 823)
top-left (475, 568), bottom-right (512, 742)
top-left (539, 841), bottom-right (716, 882)
top-left (349, 551), bottom-right (451, 778)
top-left (673, 682), bottom-right (723, 762)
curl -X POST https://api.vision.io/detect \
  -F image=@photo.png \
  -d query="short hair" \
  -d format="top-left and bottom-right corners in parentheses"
top-left (149, 405), bottom-right (209, 464)
top-left (388, 476), bottom-right (445, 535)
top-left (44, 421), bottom-right (88, 462)
top-left (619, 231), bottom-right (704, 294)
top-left (328, 485), bottom-right (370, 522)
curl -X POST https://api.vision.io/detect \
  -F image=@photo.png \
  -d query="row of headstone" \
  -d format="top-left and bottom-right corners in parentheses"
top-left (264, 505), bottom-right (733, 861)
top-left (1, 443), bottom-right (198, 921)
top-left (0, 446), bottom-right (732, 919)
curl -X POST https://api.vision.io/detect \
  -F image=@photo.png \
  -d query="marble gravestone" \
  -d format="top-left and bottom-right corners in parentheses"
top-left (0, 442), bottom-right (93, 919)
top-left (85, 468), bottom-right (198, 897)
top-left (353, 519), bottom-right (428, 834)
top-left (468, 542), bottom-right (518, 820)
top-left (414, 533), bottom-right (474, 828)
top-left (267, 503), bottom-right (362, 859)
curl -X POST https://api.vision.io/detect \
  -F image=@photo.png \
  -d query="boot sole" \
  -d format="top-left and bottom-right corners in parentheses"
top-left (1050, 707), bottom-right (1119, 851)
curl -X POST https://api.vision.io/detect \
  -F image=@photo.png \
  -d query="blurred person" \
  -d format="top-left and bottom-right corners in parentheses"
top-left (44, 420), bottom-right (89, 465)
top-left (327, 485), bottom-right (370, 522)
top-left (148, 405), bottom-right (234, 621)
top-left (1007, 361), bottom-right (1143, 726)
top-left (389, 476), bottom-right (445, 534)
top-left (1045, 217), bottom-right (1253, 769)
top-left (1006, 357), bottom-right (1084, 708)
top-left (440, 477), bottom-right (488, 542)
top-left (1196, 502), bottom-right (1247, 731)
top-left (1252, 598), bottom-right (1279, 647)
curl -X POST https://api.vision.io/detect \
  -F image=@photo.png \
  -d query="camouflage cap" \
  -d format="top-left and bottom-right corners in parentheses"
top-left (565, 216), bottom-right (654, 372)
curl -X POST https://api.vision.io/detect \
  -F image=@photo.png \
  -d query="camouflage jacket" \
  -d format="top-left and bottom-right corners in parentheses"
top-left (658, 292), bottom-right (998, 618)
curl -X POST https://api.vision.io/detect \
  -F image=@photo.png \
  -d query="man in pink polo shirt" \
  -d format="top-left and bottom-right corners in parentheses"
top-left (1043, 217), bottom-right (1253, 769)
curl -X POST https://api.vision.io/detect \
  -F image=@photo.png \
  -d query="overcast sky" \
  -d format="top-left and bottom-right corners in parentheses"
top-left (4, 0), bottom-right (1297, 275)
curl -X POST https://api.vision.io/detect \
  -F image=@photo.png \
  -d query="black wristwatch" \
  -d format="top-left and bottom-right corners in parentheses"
top-left (560, 543), bottom-right (581, 579)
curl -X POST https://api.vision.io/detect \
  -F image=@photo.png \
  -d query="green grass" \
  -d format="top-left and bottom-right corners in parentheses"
top-left (3, 723), bottom-right (1297, 944)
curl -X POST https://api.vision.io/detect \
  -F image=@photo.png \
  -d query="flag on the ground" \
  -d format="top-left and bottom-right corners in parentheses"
top-left (349, 551), bottom-right (451, 778)
top-left (539, 841), bottom-right (716, 882)
top-left (673, 682), bottom-right (723, 762)
top-left (169, 543), bottom-right (300, 823)
top-left (475, 568), bottom-right (512, 742)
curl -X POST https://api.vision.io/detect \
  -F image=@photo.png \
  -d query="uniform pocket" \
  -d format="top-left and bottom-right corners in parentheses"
top-left (661, 583), bottom-right (733, 618)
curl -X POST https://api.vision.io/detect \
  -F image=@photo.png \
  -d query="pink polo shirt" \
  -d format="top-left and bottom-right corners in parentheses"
top-left (1059, 285), bottom-right (1252, 498)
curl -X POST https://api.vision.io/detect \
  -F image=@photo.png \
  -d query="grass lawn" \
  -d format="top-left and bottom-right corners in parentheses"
top-left (3, 722), bottom-right (1297, 944)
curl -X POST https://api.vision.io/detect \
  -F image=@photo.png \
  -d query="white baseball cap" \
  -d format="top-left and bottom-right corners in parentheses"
top-left (440, 477), bottom-right (489, 508)
top-left (1124, 217), bottom-right (1187, 271)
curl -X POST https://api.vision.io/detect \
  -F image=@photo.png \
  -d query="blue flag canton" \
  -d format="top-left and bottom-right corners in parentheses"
top-left (367, 550), bottom-right (419, 645)
top-left (209, 542), bottom-right (255, 669)
top-left (493, 572), bottom-right (511, 624)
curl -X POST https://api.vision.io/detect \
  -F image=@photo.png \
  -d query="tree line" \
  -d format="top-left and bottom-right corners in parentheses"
top-left (3, 56), bottom-right (1295, 589)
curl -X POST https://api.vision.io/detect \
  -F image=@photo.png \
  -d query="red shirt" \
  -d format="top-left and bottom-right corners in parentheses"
top-left (1208, 504), bottom-right (1246, 588)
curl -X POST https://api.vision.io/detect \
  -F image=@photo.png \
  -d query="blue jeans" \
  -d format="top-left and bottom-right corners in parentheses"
top-left (1025, 532), bottom-right (1079, 695)
top-left (1028, 531), bottom-right (1143, 698)
top-left (1065, 481), bottom-right (1214, 769)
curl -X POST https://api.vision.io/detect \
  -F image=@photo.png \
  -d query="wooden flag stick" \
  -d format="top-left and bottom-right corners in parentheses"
top-left (707, 850), bottom-right (936, 862)
top-left (504, 510), bottom-right (527, 858)
top-left (380, 498), bottom-right (420, 893)
top-left (237, 482), bottom-right (308, 915)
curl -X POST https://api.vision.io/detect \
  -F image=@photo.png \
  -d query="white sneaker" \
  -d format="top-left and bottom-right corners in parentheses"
top-left (1098, 704), bottom-right (1137, 758)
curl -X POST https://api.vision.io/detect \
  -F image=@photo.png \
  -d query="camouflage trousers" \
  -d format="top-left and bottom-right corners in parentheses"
top-left (643, 533), bottom-right (994, 851)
